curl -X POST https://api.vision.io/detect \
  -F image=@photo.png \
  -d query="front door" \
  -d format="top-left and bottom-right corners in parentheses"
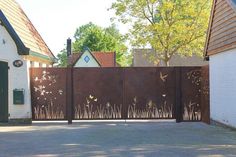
top-left (0, 61), bottom-right (8, 122)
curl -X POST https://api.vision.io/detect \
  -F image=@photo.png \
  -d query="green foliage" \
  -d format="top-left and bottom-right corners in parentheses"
top-left (57, 22), bottom-right (131, 67)
top-left (110, 0), bottom-right (211, 66)
top-left (56, 49), bottom-right (67, 67)
top-left (72, 22), bottom-right (131, 66)
top-left (116, 51), bottom-right (133, 67)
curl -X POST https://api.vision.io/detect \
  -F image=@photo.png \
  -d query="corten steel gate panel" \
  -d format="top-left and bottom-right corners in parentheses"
top-left (181, 67), bottom-right (202, 121)
top-left (30, 67), bottom-right (210, 122)
top-left (73, 68), bottom-right (124, 119)
top-left (30, 68), bottom-right (67, 120)
top-left (124, 68), bottom-right (175, 119)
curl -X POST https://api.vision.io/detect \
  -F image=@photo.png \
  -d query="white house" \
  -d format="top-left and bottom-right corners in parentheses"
top-left (0, 0), bottom-right (55, 123)
top-left (71, 48), bottom-right (117, 67)
top-left (72, 49), bottom-right (101, 67)
top-left (205, 0), bottom-right (236, 128)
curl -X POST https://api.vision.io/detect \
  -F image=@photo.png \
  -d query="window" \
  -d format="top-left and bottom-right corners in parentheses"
top-left (84, 56), bottom-right (90, 63)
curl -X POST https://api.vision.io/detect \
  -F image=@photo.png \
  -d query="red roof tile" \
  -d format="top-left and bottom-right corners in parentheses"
top-left (93, 52), bottom-right (116, 67)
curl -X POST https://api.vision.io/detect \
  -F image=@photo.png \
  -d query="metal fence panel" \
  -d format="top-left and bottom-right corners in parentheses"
top-left (73, 68), bottom-right (124, 119)
top-left (30, 68), bottom-right (67, 120)
top-left (30, 67), bottom-right (209, 123)
top-left (181, 67), bottom-right (202, 121)
top-left (124, 68), bottom-right (175, 119)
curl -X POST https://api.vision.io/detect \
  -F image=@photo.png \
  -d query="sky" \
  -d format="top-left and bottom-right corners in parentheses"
top-left (16, 0), bottom-right (128, 56)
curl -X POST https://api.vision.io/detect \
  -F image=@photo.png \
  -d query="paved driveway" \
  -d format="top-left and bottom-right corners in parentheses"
top-left (0, 121), bottom-right (236, 157)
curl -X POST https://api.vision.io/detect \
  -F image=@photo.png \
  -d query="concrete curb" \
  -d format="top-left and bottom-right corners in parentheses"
top-left (211, 119), bottom-right (236, 131)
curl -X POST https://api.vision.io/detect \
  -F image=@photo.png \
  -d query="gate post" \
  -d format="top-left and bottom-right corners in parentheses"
top-left (201, 65), bottom-right (210, 124)
top-left (175, 67), bottom-right (182, 123)
top-left (66, 67), bottom-right (73, 124)
top-left (66, 38), bottom-right (73, 124)
top-left (122, 68), bottom-right (127, 120)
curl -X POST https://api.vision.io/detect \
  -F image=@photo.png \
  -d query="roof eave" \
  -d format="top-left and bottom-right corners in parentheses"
top-left (204, 0), bottom-right (216, 60)
top-left (0, 10), bottom-right (29, 55)
top-left (204, 0), bottom-right (236, 59)
top-left (30, 50), bottom-right (56, 63)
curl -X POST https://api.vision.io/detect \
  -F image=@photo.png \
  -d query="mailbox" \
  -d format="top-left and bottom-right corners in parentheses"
top-left (13, 89), bottom-right (24, 105)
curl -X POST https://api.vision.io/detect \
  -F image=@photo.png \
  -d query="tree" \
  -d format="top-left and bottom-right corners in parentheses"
top-left (57, 22), bottom-right (131, 67)
top-left (110, 0), bottom-right (211, 66)
top-left (73, 22), bottom-right (131, 66)
top-left (57, 49), bottom-right (67, 67)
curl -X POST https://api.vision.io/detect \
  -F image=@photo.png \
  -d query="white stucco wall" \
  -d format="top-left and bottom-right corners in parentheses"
top-left (74, 50), bottom-right (100, 67)
top-left (29, 61), bottom-right (48, 68)
top-left (210, 49), bottom-right (236, 128)
top-left (0, 25), bottom-right (31, 119)
top-left (42, 63), bottom-right (47, 67)
top-left (33, 61), bottom-right (40, 67)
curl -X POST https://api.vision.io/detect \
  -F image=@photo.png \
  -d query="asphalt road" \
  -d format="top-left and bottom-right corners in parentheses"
top-left (0, 121), bottom-right (236, 157)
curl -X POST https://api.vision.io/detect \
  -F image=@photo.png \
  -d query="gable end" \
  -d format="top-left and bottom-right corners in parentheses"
top-left (73, 48), bottom-right (101, 67)
top-left (0, 10), bottom-right (29, 55)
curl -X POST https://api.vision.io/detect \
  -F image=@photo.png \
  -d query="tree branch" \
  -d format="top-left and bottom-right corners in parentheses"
top-left (146, 0), bottom-right (155, 23)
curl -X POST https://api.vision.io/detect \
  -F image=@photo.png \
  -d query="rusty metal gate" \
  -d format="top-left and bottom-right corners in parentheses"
top-left (30, 66), bottom-right (209, 123)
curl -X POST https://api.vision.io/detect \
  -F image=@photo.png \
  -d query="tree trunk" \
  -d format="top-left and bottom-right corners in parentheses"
top-left (163, 51), bottom-right (170, 67)
top-left (163, 60), bottom-right (170, 67)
